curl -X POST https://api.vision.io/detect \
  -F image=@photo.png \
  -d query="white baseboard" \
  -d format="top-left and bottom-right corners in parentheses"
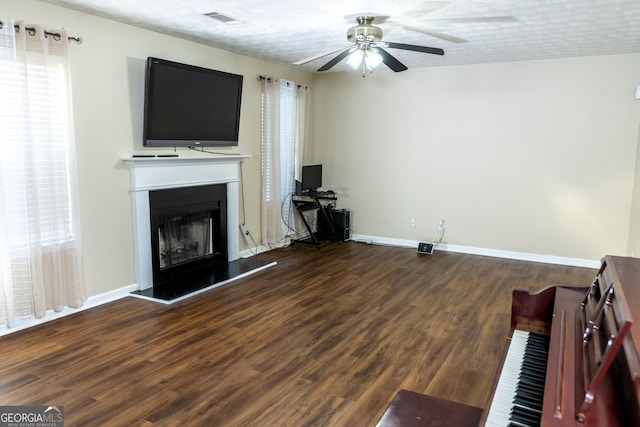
top-left (2, 236), bottom-right (598, 337)
top-left (0, 283), bottom-right (136, 337)
top-left (350, 233), bottom-right (600, 269)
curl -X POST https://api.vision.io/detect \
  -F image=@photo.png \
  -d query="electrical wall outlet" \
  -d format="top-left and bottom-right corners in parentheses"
top-left (410, 218), bottom-right (416, 227)
top-left (438, 219), bottom-right (445, 231)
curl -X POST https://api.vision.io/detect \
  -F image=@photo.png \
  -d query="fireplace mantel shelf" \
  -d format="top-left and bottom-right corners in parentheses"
top-left (123, 155), bottom-right (249, 191)
top-left (124, 154), bottom-right (248, 290)
top-left (123, 154), bottom-right (249, 164)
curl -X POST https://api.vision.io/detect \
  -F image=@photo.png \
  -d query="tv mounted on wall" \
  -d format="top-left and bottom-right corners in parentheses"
top-left (143, 57), bottom-right (243, 147)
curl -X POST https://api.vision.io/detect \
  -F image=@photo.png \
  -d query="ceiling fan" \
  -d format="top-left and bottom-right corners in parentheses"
top-left (293, 16), bottom-right (445, 75)
top-left (380, 7), bottom-right (517, 45)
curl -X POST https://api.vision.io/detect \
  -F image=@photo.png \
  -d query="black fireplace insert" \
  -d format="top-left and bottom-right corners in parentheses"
top-left (149, 184), bottom-right (227, 286)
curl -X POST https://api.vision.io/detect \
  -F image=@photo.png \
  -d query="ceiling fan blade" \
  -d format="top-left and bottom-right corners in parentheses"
top-left (394, 3), bottom-right (449, 20)
top-left (424, 16), bottom-right (517, 24)
top-left (293, 46), bottom-right (352, 66)
top-left (384, 42), bottom-right (444, 56)
top-left (376, 48), bottom-right (408, 72)
top-left (401, 25), bottom-right (467, 43)
top-left (318, 47), bottom-right (357, 72)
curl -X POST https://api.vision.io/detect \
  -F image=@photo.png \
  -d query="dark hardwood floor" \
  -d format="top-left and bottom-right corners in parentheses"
top-left (0, 242), bottom-right (597, 426)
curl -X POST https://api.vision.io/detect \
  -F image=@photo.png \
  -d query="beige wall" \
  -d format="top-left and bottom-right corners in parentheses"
top-left (628, 122), bottom-right (640, 257)
top-left (313, 54), bottom-right (640, 261)
top-left (3, 0), bottom-right (315, 297)
top-left (4, 0), bottom-right (640, 299)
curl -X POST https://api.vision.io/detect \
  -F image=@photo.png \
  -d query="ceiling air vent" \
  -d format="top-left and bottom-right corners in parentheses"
top-left (203, 12), bottom-right (239, 25)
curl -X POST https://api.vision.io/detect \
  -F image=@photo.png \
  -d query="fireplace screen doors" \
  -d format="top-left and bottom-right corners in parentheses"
top-left (149, 184), bottom-right (227, 286)
top-left (158, 212), bottom-right (214, 270)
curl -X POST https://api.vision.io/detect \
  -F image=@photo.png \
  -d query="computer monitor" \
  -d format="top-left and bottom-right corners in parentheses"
top-left (301, 165), bottom-right (322, 191)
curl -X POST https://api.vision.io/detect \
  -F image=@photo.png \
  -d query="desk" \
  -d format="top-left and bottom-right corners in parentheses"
top-left (291, 191), bottom-right (337, 246)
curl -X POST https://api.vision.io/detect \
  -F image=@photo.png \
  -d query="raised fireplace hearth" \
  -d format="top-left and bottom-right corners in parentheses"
top-left (123, 155), bottom-right (276, 302)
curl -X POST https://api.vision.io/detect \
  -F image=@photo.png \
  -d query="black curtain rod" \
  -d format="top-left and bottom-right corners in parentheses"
top-left (257, 75), bottom-right (310, 90)
top-left (0, 21), bottom-right (82, 44)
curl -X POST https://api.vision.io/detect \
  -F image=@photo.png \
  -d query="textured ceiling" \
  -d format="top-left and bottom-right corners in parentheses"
top-left (42, 0), bottom-right (640, 72)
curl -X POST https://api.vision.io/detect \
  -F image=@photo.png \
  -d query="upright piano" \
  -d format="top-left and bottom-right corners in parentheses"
top-left (482, 255), bottom-right (640, 426)
top-left (376, 255), bottom-right (640, 427)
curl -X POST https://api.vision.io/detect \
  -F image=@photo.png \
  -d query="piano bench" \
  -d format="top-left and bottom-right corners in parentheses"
top-left (375, 389), bottom-right (482, 427)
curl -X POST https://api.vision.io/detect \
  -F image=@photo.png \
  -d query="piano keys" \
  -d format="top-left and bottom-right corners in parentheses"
top-left (484, 330), bottom-right (550, 427)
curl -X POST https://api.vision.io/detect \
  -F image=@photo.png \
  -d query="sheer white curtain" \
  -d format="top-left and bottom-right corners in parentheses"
top-left (260, 78), bottom-right (309, 244)
top-left (0, 20), bottom-right (86, 328)
top-left (295, 84), bottom-right (310, 184)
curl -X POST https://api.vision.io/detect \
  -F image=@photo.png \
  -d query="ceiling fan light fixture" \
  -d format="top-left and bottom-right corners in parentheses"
top-left (346, 45), bottom-right (382, 76)
top-left (346, 48), bottom-right (364, 69)
top-left (298, 15), bottom-right (443, 74)
top-left (365, 47), bottom-right (383, 69)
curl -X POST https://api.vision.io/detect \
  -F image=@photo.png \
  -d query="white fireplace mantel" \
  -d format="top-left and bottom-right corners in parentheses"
top-left (123, 155), bottom-right (249, 290)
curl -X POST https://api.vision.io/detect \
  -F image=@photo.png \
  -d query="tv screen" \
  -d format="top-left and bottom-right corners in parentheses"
top-left (302, 165), bottom-right (322, 191)
top-left (143, 57), bottom-right (243, 147)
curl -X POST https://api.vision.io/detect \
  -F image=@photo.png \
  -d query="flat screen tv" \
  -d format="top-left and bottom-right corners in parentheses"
top-left (143, 57), bottom-right (243, 147)
top-left (302, 165), bottom-right (322, 191)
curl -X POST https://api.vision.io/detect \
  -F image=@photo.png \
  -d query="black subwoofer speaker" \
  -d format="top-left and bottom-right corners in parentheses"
top-left (319, 208), bottom-right (351, 242)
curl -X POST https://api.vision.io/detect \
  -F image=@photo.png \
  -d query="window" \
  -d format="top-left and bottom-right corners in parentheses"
top-left (0, 20), bottom-right (85, 328)
top-left (1, 54), bottom-right (75, 247)
top-left (260, 78), bottom-right (309, 244)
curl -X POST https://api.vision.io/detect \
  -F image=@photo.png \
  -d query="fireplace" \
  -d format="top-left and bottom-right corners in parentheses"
top-left (124, 155), bottom-right (275, 302)
top-left (124, 156), bottom-right (246, 291)
top-left (150, 184), bottom-right (227, 286)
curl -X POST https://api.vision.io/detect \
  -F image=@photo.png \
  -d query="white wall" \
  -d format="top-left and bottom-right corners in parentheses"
top-left (2, 0), bottom-right (315, 297)
top-left (314, 54), bottom-right (640, 261)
